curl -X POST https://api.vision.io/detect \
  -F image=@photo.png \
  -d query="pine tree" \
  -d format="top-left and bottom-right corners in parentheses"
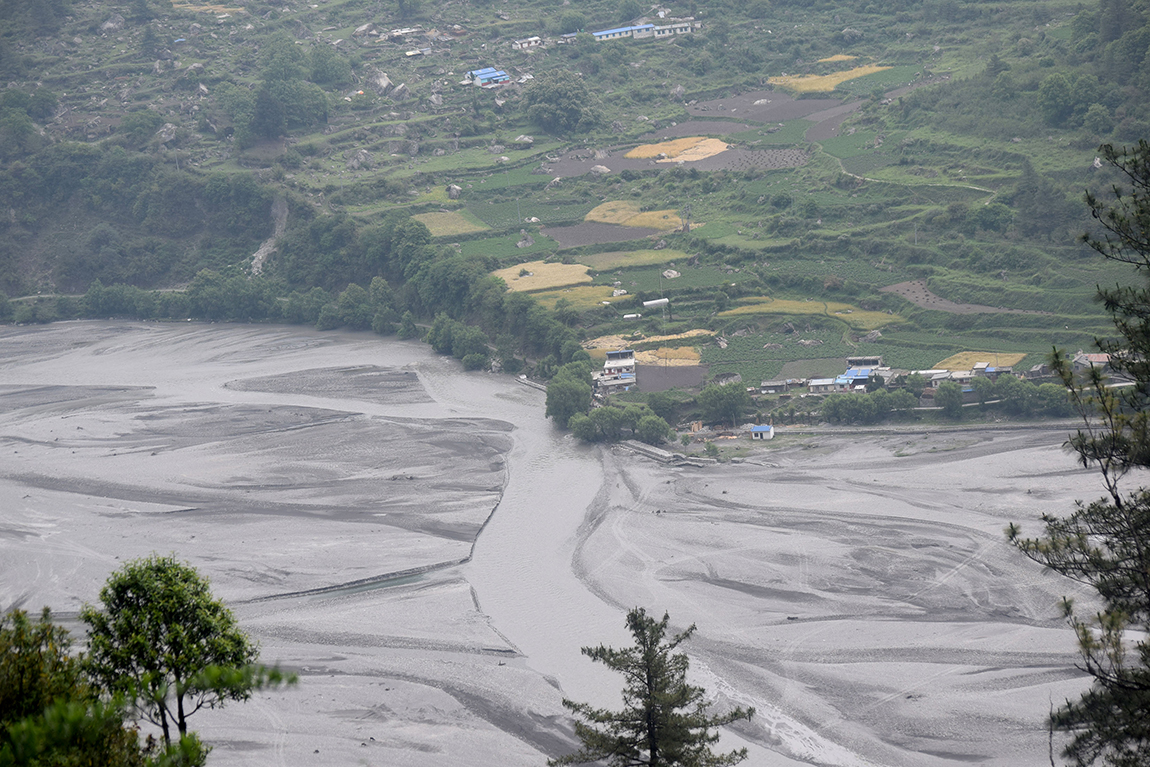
top-left (550, 608), bottom-right (754, 767)
top-left (1008, 140), bottom-right (1150, 766)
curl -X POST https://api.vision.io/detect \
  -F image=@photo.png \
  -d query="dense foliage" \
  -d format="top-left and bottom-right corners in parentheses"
top-left (1009, 141), bottom-right (1150, 766)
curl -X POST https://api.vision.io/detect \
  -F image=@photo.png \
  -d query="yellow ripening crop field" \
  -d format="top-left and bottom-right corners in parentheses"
top-left (582, 249), bottom-right (690, 269)
top-left (934, 352), bottom-right (1028, 370)
top-left (491, 261), bottom-right (592, 292)
top-left (635, 347), bottom-right (702, 365)
top-left (625, 137), bottom-right (707, 159)
top-left (411, 210), bottom-right (489, 236)
top-left (625, 137), bottom-right (731, 163)
top-left (585, 201), bottom-right (684, 231)
top-left (818, 54), bottom-right (857, 63)
top-left (584, 329), bottom-right (713, 350)
top-left (172, 2), bottom-right (244, 12)
top-left (768, 64), bottom-right (891, 93)
top-left (532, 285), bottom-right (625, 310)
top-left (720, 297), bottom-right (897, 330)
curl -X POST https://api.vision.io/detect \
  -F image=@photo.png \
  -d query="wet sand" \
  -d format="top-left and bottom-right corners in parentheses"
top-left (0, 322), bottom-right (1097, 766)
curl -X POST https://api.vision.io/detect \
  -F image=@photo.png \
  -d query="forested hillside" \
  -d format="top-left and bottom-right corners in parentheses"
top-left (0, 0), bottom-right (1146, 389)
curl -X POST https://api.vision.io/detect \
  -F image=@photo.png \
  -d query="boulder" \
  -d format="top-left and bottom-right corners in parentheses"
top-left (610, 120), bottom-right (625, 133)
top-left (353, 23), bottom-right (375, 36)
top-left (496, 155), bottom-right (510, 164)
top-left (446, 184), bottom-right (462, 199)
top-left (428, 93), bottom-right (443, 106)
top-left (590, 165), bottom-right (611, 176)
top-left (488, 144), bottom-right (505, 154)
top-left (155, 123), bottom-right (178, 144)
top-left (369, 71), bottom-right (393, 95)
top-left (433, 148), bottom-right (447, 156)
top-left (345, 148), bottom-right (372, 170)
top-left (390, 82), bottom-right (409, 100)
top-left (100, 13), bottom-right (125, 32)
top-left (516, 230), bottom-right (534, 248)
top-left (514, 134), bottom-right (534, 145)
top-left (670, 84), bottom-right (685, 99)
top-left (545, 177), bottom-right (562, 189)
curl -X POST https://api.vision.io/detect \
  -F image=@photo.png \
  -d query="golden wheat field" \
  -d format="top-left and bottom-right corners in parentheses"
top-left (411, 211), bottom-right (490, 237)
top-left (491, 261), bottom-right (592, 292)
top-left (584, 201), bottom-right (684, 231)
top-left (720, 297), bottom-right (897, 331)
top-left (172, 2), bottom-right (244, 12)
top-left (768, 64), bottom-right (891, 93)
top-left (581, 249), bottom-right (689, 270)
top-left (531, 285), bottom-right (625, 310)
top-left (624, 137), bottom-right (707, 159)
top-left (934, 351), bottom-right (1028, 370)
top-left (818, 54), bottom-right (857, 63)
top-left (659, 138), bottom-right (730, 162)
top-left (584, 329), bottom-right (714, 350)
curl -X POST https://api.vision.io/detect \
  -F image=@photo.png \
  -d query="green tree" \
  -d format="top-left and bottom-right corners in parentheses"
top-left (618, 0), bottom-right (642, 21)
top-left (550, 607), bottom-right (754, 767)
top-left (80, 555), bottom-right (290, 748)
top-left (1, 608), bottom-right (147, 767)
top-left (934, 380), bottom-right (964, 419)
top-left (522, 71), bottom-right (602, 136)
top-left (636, 414), bottom-right (673, 445)
top-left (557, 11), bottom-right (586, 34)
top-left (697, 384), bottom-right (751, 428)
top-left (546, 377), bottom-right (592, 428)
top-left (1008, 141), bottom-right (1150, 766)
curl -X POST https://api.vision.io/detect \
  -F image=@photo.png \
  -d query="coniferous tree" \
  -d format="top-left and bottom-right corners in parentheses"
top-left (1009, 140), bottom-right (1150, 766)
top-left (550, 608), bottom-right (754, 767)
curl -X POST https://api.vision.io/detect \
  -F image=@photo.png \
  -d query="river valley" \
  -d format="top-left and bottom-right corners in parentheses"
top-left (0, 322), bottom-right (1099, 766)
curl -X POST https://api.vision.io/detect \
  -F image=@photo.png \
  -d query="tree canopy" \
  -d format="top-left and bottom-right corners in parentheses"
top-left (697, 384), bottom-right (751, 428)
top-left (1008, 140), bottom-right (1150, 766)
top-left (522, 71), bottom-right (602, 136)
top-left (80, 555), bottom-right (288, 749)
top-left (551, 607), bottom-right (754, 767)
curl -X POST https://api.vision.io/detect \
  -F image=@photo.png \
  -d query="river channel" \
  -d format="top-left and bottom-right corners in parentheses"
top-left (0, 322), bottom-right (1097, 766)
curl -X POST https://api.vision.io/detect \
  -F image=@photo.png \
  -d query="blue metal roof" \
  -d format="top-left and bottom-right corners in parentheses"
top-left (751, 425), bottom-right (773, 432)
top-left (469, 67), bottom-right (499, 76)
top-left (594, 25), bottom-right (645, 36)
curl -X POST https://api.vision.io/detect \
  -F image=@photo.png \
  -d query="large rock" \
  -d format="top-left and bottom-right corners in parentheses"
top-left (514, 134), bottom-right (534, 145)
top-left (353, 23), bottom-right (375, 36)
top-left (100, 13), bottom-right (125, 32)
top-left (369, 70), bottom-right (393, 95)
top-left (446, 184), bottom-right (462, 200)
top-left (670, 84), bottom-right (685, 99)
top-left (345, 148), bottom-right (372, 170)
top-left (155, 123), bottom-right (178, 144)
top-left (390, 83), bottom-right (409, 100)
top-left (428, 93), bottom-right (443, 106)
top-left (590, 164), bottom-right (611, 176)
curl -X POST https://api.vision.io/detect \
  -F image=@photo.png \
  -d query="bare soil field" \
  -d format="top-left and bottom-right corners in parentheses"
top-left (540, 221), bottom-right (663, 248)
top-left (0, 323), bottom-right (1100, 767)
top-left (881, 280), bottom-right (1049, 315)
top-left (686, 90), bottom-right (845, 123)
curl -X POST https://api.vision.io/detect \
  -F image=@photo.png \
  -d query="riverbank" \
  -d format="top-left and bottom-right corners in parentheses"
top-left (0, 322), bottom-right (1095, 766)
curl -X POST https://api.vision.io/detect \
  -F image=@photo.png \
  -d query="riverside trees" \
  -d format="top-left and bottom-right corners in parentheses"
top-left (1008, 141), bottom-right (1150, 766)
top-left (81, 555), bottom-right (294, 754)
top-left (551, 608), bottom-right (754, 767)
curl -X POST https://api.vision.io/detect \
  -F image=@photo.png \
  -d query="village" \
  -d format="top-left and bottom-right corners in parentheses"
top-left (587, 347), bottom-right (1108, 441)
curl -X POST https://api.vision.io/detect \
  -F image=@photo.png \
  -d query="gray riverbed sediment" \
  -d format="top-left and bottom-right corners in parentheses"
top-left (0, 322), bottom-right (1094, 766)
